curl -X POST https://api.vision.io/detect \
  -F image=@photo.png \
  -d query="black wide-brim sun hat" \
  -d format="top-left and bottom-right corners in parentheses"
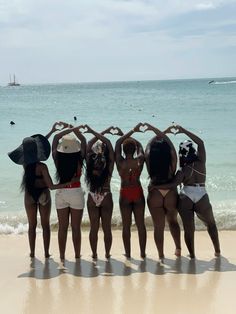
top-left (8, 134), bottom-right (51, 165)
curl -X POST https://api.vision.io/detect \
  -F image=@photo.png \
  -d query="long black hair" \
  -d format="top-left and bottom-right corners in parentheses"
top-left (21, 163), bottom-right (43, 201)
top-left (86, 145), bottom-right (110, 193)
top-left (149, 139), bottom-right (172, 185)
top-left (56, 152), bottom-right (84, 183)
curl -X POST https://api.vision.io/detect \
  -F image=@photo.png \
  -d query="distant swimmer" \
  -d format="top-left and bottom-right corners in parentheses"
top-left (74, 116), bottom-right (77, 121)
top-left (208, 80), bottom-right (214, 84)
top-left (10, 121), bottom-right (15, 125)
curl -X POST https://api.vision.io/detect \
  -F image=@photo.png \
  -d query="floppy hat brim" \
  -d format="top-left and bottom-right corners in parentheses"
top-left (8, 134), bottom-right (51, 165)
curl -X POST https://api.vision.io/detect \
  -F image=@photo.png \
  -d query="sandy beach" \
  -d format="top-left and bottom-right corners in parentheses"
top-left (0, 230), bottom-right (236, 314)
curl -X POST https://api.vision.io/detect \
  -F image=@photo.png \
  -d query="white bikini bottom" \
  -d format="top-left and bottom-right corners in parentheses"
top-left (180, 186), bottom-right (207, 204)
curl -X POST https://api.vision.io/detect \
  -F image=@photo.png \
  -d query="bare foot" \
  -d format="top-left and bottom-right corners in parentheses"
top-left (187, 254), bottom-right (195, 259)
top-left (60, 257), bottom-right (65, 266)
top-left (175, 249), bottom-right (181, 257)
top-left (215, 251), bottom-right (221, 257)
top-left (30, 253), bottom-right (35, 258)
top-left (141, 254), bottom-right (146, 259)
top-left (92, 254), bottom-right (98, 260)
top-left (105, 254), bottom-right (111, 259)
top-left (59, 259), bottom-right (66, 269)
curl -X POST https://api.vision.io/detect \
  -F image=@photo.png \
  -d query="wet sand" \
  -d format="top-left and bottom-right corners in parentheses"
top-left (0, 230), bottom-right (236, 314)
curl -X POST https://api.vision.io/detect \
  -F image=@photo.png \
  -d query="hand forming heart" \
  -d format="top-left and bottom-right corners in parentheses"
top-left (110, 127), bottom-right (119, 135)
top-left (55, 122), bottom-right (66, 131)
top-left (78, 125), bottom-right (88, 133)
top-left (139, 123), bottom-right (148, 133)
top-left (170, 127), bottom-right (179, 135)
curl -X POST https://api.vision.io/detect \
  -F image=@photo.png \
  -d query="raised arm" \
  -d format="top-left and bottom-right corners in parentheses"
top-left (115, 123), bottom-right (143, 164)
top-left (85, 125), bottom-right (113, 153)
top-left (73, 125), bottom-right (87, 160)
top-left (84, 125), bottom-right (114, 172)
top-left (135, 139), bottom-right (144, 158)
top-left (86, 126), bottom-right (116, 151)
top-left (144, 123), bottom-right (177, 173)
top-left (52, 122), bottom-right (73, 159)
top-left (45, 122), bottom-right (59, 139)
top-left (101, 126), bottom-right (123, 136)
top-left (176, 125), bottom-right (206, 162)
top-left (145, 123), bottom-right (176, 150)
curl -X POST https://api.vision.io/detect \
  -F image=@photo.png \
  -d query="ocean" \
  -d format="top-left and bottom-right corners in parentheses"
top-left (0, 78), bottom-right (236, 233)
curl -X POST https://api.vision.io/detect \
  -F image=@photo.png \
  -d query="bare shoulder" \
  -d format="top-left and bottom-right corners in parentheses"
top-left (37, 162), bottom-right (48, 171)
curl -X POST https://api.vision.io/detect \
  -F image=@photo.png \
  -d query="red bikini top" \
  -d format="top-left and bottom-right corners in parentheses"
top-left (120, 168), bottom-right (141, 183)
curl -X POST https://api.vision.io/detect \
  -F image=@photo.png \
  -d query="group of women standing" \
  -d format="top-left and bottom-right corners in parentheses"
top-left (8, 121), bottom-right (221, 262)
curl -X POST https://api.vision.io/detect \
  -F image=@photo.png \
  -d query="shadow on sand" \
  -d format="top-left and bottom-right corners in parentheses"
top-left (18, 255), bottom-right (236, 280)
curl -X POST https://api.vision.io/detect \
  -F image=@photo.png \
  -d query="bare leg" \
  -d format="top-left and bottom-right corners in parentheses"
top-left (133, 197), bottom-right (146, 258)
top-left (71, 208), bottom-right (83, 258)
top-left (57, 207), bottom-right (70, 261)
top-left (195, 194), bottom-right (220, 255)
top-left (178, 196), bottom-right (195, 258)
top-left (164, 190), bottom-right (181, 256)
top-left (120, 197), bottom-right (132, 258)
top-left (87, 196), bottom-right (100, 259)
top-left (25, 193), bottom-right (37, 258)
top-left (101, 193), bottom-right (113, 258)
top-left (39, 196), bottom-right (51, 258)
top-left (147, 190), bottom-right (165, 259)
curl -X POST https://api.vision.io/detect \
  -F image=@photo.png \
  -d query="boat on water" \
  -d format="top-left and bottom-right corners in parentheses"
top-left (8, 74), bottom-right (20, 86)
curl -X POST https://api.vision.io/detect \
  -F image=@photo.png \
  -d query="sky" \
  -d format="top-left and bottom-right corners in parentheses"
top-left (0, 0), bottom-right (236, 84)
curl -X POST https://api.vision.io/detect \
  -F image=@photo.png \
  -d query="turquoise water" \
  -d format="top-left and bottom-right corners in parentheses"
top-left (0, 78), bottom-right (236, 233)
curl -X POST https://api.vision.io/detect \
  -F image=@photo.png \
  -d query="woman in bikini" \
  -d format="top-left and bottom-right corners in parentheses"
top-left (115, 123), bottom-right (147, 258)
top-left (52, 123), bottom-right (86, 262)
top-left (144, 123), bottom-right (181, 260)
top-left (84, 125), bottom-right (118, 259)
top-left (8, 123), bottom-right (68, 258)
top-left (159, 125), bottom-right (220, 258)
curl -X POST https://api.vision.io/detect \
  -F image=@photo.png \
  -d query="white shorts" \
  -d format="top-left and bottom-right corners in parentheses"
top-left (55, 187), bottom-right (85, 210)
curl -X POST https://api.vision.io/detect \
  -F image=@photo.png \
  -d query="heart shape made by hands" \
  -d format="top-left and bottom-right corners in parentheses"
top-left (170, 127), bottom-right (179, 135)
top-left (79, 126), bottom-right (88, 133)
top-left (110, 127), bottom-right (119, 135)
top-left (55, 123), bottom-right (65, 131)
top-left (139, 124), bottom-right (148, 133)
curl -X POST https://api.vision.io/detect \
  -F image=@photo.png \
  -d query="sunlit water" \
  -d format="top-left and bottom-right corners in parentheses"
top-left (0, 78), bottom-right (235, 233)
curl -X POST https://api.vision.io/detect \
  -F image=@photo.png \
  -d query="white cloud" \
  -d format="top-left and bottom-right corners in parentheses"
top-left (196, 2), bottom-right (216, 10)
top-left (0, 0), bottom-right (236, 83)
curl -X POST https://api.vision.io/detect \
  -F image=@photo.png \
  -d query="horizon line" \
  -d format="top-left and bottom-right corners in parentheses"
top-left (1, 75), bottom-right (236, 86)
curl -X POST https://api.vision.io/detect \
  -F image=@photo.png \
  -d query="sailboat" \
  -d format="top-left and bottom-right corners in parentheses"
top-left (8, 74), bottom-right (20, 86)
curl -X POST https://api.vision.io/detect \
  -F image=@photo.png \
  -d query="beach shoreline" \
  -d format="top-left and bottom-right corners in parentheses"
top-left (1, 230), bottom-right (236, 314)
